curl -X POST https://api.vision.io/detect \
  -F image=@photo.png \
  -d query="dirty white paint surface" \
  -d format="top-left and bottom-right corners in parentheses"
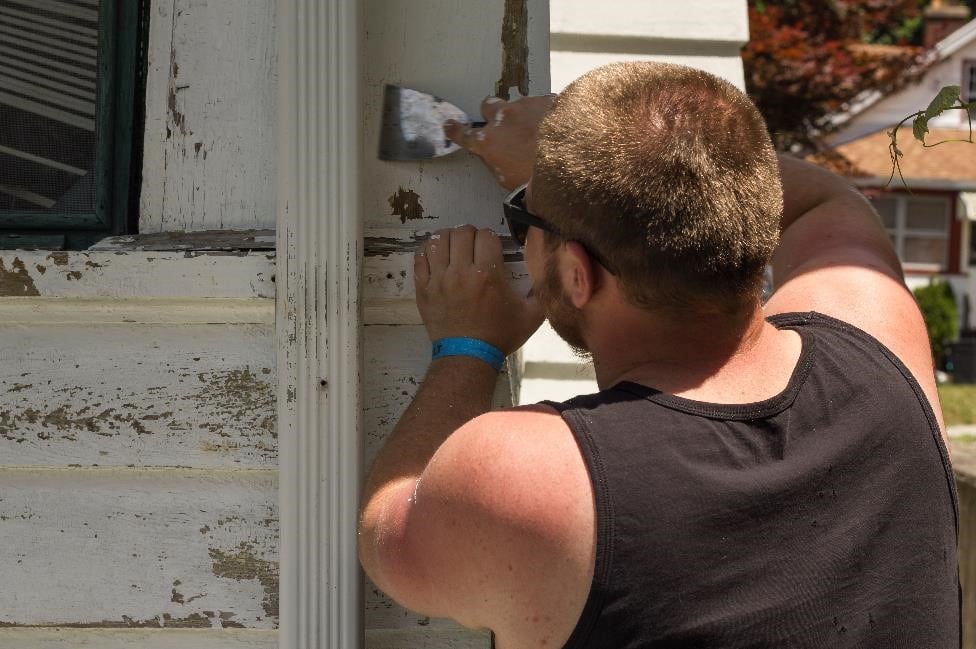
top-left (140, 0), bottom-right (278, 233)
top-left (0, 323), bottom-right (275, 468)
top-left (0, 468), bottom-right (277, 628)
top-left (0, 629), bottom-right (276, 649)
top-left (551, 0), bottom-right (748, 42)
top-left (0, 251), bottom-right (274, 299)
top-left (362, 0), bottom-right (550, 237)
top-left (360, 3), bottom-right (549, 644)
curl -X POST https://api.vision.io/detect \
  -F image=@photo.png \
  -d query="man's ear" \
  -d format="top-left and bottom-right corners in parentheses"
top-left (560, 241), bottom-right (599, 309)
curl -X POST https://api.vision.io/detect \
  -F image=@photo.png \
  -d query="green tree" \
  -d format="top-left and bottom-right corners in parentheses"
top-left (913, 280), bottom-right (959, 367)
top-left (742, 0), bottom-right (926, 150)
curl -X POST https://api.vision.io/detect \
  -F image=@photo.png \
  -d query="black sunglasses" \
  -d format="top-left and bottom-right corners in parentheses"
top-left (502, 184), bottom-right (616, 274)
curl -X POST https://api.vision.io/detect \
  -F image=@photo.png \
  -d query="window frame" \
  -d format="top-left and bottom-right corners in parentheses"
top-left (870, 191), bottom-right (959, 274)
top-left (963, 58), bottom-right (976, 104)
top-left (0, 0), bottom-right (144, 249)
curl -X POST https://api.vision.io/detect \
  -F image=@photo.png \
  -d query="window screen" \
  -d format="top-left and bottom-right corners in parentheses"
top-left (0, 0), bottom-right (99, 216)
top-left (0, 0), bottom-right (143, 249)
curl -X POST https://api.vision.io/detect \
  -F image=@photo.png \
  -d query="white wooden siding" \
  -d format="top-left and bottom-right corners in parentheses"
top-left (360, 0), bottom-right (549, 646)
top-left (0, 247), bottom-right (278, 645)
top-left (0, 629), bottom-right (277, 649)
top-left (549, 0), bottom-right (748, 91)
top-left (0, 468), bottom-right (277, 628)
top-left (140, 0), bottom-right (278, 233)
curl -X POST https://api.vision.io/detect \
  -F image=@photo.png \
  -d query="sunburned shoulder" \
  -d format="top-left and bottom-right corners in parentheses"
top-left (386, 404), bottom-right (596, 643)
top-left (421, 404), bottom-right (592, 537)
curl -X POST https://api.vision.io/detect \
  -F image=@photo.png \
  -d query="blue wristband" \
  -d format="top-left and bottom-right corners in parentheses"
top-left (431, 337), bottom-right (505, 371)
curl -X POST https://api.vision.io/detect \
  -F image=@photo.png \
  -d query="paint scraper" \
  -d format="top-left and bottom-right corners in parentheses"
top-left (379, 84), bottom-right (486, 161)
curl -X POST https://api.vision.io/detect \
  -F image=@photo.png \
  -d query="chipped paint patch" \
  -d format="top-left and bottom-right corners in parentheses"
top-left (0, 258), bottom-right (39, 296)
top-left (192, 368), bottom-right (276, 439)
top-left (210, 543), bottom-right (279, 619)
top-left (46, 252), bottom-right (69, 266)
top-left (388, 188), bottom-right (426, 224)
top-left (496, 0), bottom-right (529, 100)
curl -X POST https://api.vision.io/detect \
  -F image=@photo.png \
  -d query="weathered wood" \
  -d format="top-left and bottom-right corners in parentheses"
top-left (0, 467), bottom-right (277, 629)
top-left (361, 0), bottom-right (550, 237)
top-left (140, 0), bottom-right (278, 233)
top-left (0, 629), bottom-right (277, 649)
top-left (362, 240), bottom-right (530, 325)
top-left (90, 230), bottom-right (276, 252)
top-left (0, 252), bottom-right (274, 299)
top-left (0, 323), bottom-right (275, 468)
top-left (0, 298), bottom-right (273, 325)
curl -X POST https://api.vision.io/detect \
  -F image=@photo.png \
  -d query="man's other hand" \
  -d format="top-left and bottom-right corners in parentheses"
top-left (444, 94), bottom-right (555, 190)
top-left (415, 225), bottom-right (544, 355)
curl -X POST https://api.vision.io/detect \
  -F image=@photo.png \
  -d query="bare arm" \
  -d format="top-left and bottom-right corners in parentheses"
top-left (358, 225), bottom-right (547, 616)
top-left (767, 154), bottom-right (944, 433)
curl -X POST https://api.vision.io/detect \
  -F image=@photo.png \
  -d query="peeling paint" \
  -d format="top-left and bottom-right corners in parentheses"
top-left (191, 368), bottom-right (276, 439)
top-left (168, 50), bottom-right (188, 136)
top-left (46, 252), bottom-right (68, 266)
top-left (388, 188), bottom-right (426, 224)
top-left (0, 612), bottom-right (240, 629)
top-left (0, 258), bottom-right (39, 296)
top-left (496, 0), bottom-right (529, 100)
top-left (209, 543), bottom-right (279, 619)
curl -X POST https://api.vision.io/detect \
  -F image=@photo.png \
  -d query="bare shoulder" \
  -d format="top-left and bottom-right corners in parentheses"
top-left (386, 404), bottom-right (596, 645)
top-left (765, 193), bottom-right (944, 433)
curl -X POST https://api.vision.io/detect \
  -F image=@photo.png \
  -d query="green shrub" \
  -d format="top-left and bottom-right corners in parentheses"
top-left (913, 280), bottom-right (959, 366)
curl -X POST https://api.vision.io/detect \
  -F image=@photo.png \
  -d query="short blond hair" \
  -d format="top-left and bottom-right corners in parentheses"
top-left (532, 62), bottom-right (782, 315)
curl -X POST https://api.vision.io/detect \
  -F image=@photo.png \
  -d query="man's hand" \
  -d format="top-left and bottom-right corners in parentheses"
top-left (444, 95), bottom-right (555, 190)
top-left (415, 225), bottom-right (544, 355)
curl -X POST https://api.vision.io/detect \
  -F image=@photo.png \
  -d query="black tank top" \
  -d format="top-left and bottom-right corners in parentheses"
top-left (546, 312), bottom-right (960, 649)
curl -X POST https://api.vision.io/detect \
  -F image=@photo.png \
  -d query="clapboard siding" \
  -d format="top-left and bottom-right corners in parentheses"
top-left (0, 629), bottom-right (277, 649)
top-left (360, 0), bottom-right (549, 643)
top-left (0, 321), bottom-right (275, 468)
top-left (140, 0), bottom-right (277, 233)
top-left (0, 251), bottom-right (274, 299)
top-left (0, 468), bottom-right (277, 628)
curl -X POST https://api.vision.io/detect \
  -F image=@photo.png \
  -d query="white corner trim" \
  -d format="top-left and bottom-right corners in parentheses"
top-left (277, 0), bottom-right (363, 648)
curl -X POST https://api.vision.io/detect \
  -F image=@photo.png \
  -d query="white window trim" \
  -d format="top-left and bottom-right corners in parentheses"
top-left (877, 194), bottom-right (951, 272)
top-left (964, 58), bottom-right (976, 103)
top-left (276, 1), bottom-right (363, 648)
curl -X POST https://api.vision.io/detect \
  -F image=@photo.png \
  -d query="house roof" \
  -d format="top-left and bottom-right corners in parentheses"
top-left (934, 15), bottom-right (976, 59)
top-left (811, 126), bottom-right (976, 189)
top-left (829, 18), bottom-right (976, 129)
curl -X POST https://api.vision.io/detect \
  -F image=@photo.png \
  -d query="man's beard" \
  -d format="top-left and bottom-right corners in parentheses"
top-left (535, 253), bottom-right (591, 359)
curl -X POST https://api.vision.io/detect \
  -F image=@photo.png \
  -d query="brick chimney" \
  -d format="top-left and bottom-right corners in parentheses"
top-left (923, 0), bottom-right (972, 48)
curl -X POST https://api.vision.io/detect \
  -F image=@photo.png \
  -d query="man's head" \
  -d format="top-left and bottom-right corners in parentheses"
top-left (530, 61), bottom-right (783, 319)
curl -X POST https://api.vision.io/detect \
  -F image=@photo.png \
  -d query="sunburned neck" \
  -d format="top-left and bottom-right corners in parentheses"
top-left (590, 305), bottom-right (800, 404)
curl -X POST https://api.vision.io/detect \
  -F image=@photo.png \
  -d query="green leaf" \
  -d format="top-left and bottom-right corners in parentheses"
top-left (913, 115), bottom-right (929, 142)
top-left (925, 85), bottom-right (961, 119)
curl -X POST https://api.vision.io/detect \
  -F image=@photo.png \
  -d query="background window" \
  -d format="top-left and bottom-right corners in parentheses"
top-left (871, 194), bottom-right (952, 271)
top-left (0, 0), bottom-right (145, 250)
top-left (964, 59), bottom-right (976, 103)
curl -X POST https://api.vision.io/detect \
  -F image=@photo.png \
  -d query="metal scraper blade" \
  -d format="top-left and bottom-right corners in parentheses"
top-left (378, 84), bottom-right (472, 161)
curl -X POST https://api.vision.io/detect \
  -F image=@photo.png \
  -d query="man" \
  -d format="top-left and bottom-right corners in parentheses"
top-left (358, 62), bottom-right (960, 648)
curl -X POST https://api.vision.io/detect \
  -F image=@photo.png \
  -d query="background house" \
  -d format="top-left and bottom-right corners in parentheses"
top-left (819, 7), bottom-right (976, 333)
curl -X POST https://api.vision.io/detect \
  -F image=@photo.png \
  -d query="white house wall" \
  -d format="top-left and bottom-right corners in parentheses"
top-left (140, 0), bottom-right (278, 233)
top-left (0, 0), bottom-right (280, 644)
top-left (360, 0), bottom-right (549, 646)
top-left (830, 31), bottom-right (976, 145)
top-left (549, 0), bottom-right (748, 91)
